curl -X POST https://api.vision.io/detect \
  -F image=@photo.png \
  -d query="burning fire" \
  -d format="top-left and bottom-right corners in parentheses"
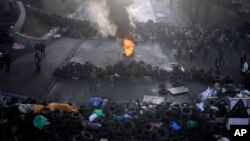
top-left (121, 38), bottom-right (135, 57)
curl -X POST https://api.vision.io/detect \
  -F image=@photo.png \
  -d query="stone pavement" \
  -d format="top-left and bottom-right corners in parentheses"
top-left (1, 37), bottom-right (82, 100)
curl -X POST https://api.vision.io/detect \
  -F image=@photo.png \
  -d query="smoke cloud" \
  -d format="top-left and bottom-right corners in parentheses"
top-left (85, 0), bottom-right (134, 38)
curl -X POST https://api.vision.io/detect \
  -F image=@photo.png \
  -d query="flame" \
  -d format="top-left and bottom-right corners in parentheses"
top-left (122, 38), bottom-right (135, 57)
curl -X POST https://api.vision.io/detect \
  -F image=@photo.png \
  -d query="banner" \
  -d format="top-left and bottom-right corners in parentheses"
top-left (12, 43), bottom-right (26, 50)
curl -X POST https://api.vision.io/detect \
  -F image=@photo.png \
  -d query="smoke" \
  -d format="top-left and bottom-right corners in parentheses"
top-left (85, 0), bottom-right (134, 38)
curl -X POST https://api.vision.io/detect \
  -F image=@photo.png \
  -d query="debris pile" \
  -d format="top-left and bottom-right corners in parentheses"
top-left (0, 93), bottom-right (230, 141)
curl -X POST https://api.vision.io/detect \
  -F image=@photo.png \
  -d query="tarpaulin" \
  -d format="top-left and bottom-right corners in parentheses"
top-left (170, 121), bottom-right (182, 132)
top-left (89, 97), bottom-right (103, 107)
top-left (93, 109), bottom-right (104, 117)
top-left (33, 115), bottom-right (49, 130)
top-left (46, 103), bottom-right (78, 112)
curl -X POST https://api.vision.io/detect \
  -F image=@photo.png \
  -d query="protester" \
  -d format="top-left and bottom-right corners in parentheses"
top-left (202, 45), bottom-right (209, 62)
top-left (215, 50), bottom-right (221, 68)
top-left (241, 59), bottom-right (249, 80)
top-left (3, 53), bottom-right (12, 72)
top-left (240, 50), bottom-right (247, 69)
top-left (40, 41), bottom-right (46, 58)
top-left (0, 52), bottom-right (4, 78)
top-left (188, 48), bottom-right (194, 65)
top-left (35, 42), bottom-right (40, 51)
top-left (90, 68), bottom-right (97, 91)
top-left (35, 50), bottom-right (41, 72)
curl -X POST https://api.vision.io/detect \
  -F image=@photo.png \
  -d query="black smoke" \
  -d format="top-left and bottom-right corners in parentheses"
top-left (107, 0), bottom-right (134, 38)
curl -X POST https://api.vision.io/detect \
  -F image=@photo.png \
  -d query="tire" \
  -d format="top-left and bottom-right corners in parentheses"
top-left (213, 75), bottom-right (221, 83)
top-left (198, 113), bottom-right (210, 123)
top-left (54, 134), bottom-right (66, 141)
top-left (153, 112), bottom-right (164, 122)
top-left (127, 107), bottom-right (137, 115)
top-left (177, 75), bottom-right (184, 82)
top-left (190, 134), bottom-right (202, 141)
top-left (71, 113), bottom-right (83, 121)
top-left (145, 123), bottom-right (154, 133)
top-left (146, 110), bottom-right (154, 121)
top-left (70, 121), bottom-right (81, 129)
top-left (105, 65), bottom-right (114, 75)
top-left (224, 76), bottom-right (233, 83)
top-left (214, 67), bottom-right (221, 75)
top-left (81, 130), bottom-right (94, 141)
top-left (191, 107), bottom-right (201, 119)
top-left (134, 128), bottom-right (145, 138)
top-left (169, 137), bottom-right (180, 141)
top-left (201, 122), bottom-right (214, 135)
top-left (157, 126), bottom-right (170, 141)
top-left (159, 83), bottom-right (166, 89)
top-left (115, 105), bottom-right (125, 115)
top-left (158, 88), bottom-right (168, 95)
top-left (155, 103), bottom-right (164, 113)
top-left (150, 131), bottom-right (161, 141)
top-left (71, 134), bottom-right (83, 141)
top-left (79, 105), bottom-right (91, 118)
top-left (180, 107), bottom-right (192, 119)
top-left (136, 116), bottom-right (147, 128)
top-left (122, 120), bottom-right (135, 135)
top-left (40, 108), bottom-right (51, 118)
top-left (107, 105), bottom-right (117, 114)
top-left (113, 121), bottom-right (122, 131)
top-left (169, 75), bottom-right (177, 83)
top-left (51, 109), bottom-right (63, 120)
top-left (181, 102), bottom-right (190, 107)
top-left (170, 102), bottom-right (181, 111)
top-left (44, 125), bottom-right (56, 135)
top-left (163, 109), bottom-right (175, 120)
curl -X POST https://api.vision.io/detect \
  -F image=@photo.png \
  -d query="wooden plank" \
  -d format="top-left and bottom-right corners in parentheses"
top-left (168, 86), bottom-right (189, 95)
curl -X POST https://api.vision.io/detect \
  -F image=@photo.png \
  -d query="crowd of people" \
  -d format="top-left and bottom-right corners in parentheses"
top-left (133, 20), bottom-right (250, 89)
top-left (26, 6), bottom-right (97, 39)
top-left (134, 21), bottom-right (250, 65)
